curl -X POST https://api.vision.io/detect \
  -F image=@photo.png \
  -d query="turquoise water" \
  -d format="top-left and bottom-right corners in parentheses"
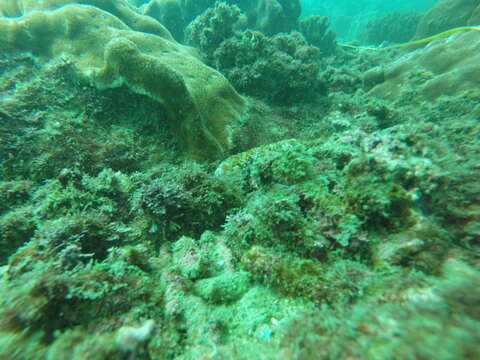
top-left (302, 0), bottom-right (438, 15)
top-left (302, 0), bottom-right (440, 40)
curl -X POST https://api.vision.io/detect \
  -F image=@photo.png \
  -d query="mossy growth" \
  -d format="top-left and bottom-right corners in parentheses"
top-left (278, 261), bottom-right (480, 360)
top-left (0, 56), bottom-right (174, 183)
top-left (192, 271), bottom-right (251, 304)
top-left (0, 167), bottom-right (145, 266)
top-left (185, 3), bottom-right (322, 104)
top-left (137, 163), bottom-right (242, 244)
top-left (0, 180), bottom-right (34, 213)
top-left (0, 206), bottom-right (36, 263)
top-left (240, 245), bottom-right (380, 305)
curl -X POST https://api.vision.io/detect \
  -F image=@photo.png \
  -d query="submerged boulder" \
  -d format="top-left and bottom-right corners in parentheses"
top-left (0, 0), bottom-right (247, 161)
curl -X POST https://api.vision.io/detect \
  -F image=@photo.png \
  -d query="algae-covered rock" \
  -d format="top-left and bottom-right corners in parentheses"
top-left (0, 0), bottom-right (247, 160)
top-left (279, 262), bottom-right (480, 360)
top-left (172, 236), bottom-right (209, 280)
top-left (138, 163), bottom-right (240, 242)
top-left (193, 271), bottom-right (250, 304)
top-left (366, 29), bottom-right (480, 101)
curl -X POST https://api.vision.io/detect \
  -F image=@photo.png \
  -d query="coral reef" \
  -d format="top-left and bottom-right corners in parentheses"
top-left (186, 3), bottom-right (321, 104)
top-left (0, 0), bottom-right (247, 161)
top-left (214, 30), bottom-right (321, 104)
top-left (365, 29), bottom-right (480, 101)
top-left (0, 0), bottom-right (479, 359)
top-left (0, 0), bottom-right (173, 39)
top-left (185, 2), bottom-right (244, 65)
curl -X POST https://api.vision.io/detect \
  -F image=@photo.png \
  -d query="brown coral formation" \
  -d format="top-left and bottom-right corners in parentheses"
top-left (0, 0), bottom-right (247, 161)
top-left (365, 29), bottom-right (480, 102)
top-left (0, 0), bottom-right (174, 38)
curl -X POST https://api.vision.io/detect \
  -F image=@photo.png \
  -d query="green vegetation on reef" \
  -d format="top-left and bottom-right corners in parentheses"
top-left (0, 0), bottom-right (479, 359)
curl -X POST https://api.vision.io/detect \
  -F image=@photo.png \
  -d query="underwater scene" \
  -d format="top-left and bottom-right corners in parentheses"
top-left (0, 0), bottom-right (479, 359)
